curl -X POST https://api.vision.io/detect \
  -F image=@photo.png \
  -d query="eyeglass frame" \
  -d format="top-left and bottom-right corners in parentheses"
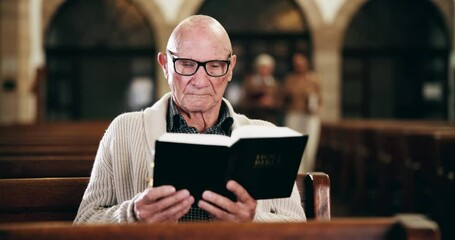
top-left (166, 49), bottom-right (232, 77)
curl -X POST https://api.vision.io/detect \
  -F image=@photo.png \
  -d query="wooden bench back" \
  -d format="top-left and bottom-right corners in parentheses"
top-left (0, 215), bottom-right (440, 240)
top-left (0, 121), bottom-right (107, 157)
top-left (317, 120), bottom-right (454, 239)
top-left (0, 172), bottom-right (330, 223)
top-left (0, 177), bottom-right (89, 223)
top-left (0, 155), bottom-right (94, 178)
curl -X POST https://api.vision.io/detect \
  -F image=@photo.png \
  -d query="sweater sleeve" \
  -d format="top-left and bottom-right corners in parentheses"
top-left (73, 118), bottom-right (139, 224)
top-left (253, 183), bottom-right (307, 222)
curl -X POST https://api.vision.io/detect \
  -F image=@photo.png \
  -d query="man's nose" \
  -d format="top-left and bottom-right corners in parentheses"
top-left (191, 66), bottom-right (210, 87)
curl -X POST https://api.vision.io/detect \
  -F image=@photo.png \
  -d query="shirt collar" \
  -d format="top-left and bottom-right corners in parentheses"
top-left (166, 98), bottom-right (233, 135)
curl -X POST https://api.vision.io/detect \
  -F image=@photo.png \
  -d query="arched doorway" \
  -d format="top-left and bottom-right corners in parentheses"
top-left (342, 0), bottom-right (450, 119)
top-left (45, 0), bottom-right (156, 120)
top-left (197, 0), bottom-right (311, 125)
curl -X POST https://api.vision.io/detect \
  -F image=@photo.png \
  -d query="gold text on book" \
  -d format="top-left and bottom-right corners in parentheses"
top-left (254, 154), bottom-right (282, 168)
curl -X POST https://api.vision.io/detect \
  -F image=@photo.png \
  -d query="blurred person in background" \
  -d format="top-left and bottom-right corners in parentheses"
top-left (241, 53), bottom-right (282, 125)
top-left (284, 53), bottom-right (322, 174)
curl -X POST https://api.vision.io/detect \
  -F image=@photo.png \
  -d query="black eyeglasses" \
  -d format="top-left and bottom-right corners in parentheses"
top-left (167, 50), bottom-right (231, 77)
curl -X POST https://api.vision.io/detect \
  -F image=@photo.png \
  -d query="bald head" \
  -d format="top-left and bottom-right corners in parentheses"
top-left (167, 15), bottom-right (232, 55)
top-left (157, 15), bottom-right (237, 130)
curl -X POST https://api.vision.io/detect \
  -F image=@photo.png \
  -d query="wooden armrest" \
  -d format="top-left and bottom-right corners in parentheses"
top-left (296, 172), bottom-right (331, 220)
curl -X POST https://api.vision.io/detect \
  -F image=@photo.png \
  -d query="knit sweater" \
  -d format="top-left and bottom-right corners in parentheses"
top-left (74, 93), bottom-right (306, 223)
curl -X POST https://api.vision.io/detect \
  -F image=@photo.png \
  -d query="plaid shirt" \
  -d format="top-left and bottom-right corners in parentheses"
top-left (166, 99), bottom-right (233, 221)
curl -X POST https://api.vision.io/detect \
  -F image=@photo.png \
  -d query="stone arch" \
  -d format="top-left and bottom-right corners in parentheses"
top-left (42, 0), bottom-right (64, 39)
top-left (432, 0), bottom-right (454, 40)
top-left (293, 0), bottom-right (324, 32)
top-left (175, 0), bottom-right (205, 23)
top-left (133, 0), bottom-right (168, 47)
top-left (134, 0), bottom-right (173, 96)
top-left (43, 0), bottom-right (158, 120)
top-left (332, 0), bottom-right (367, 48)
top-left (44, 0), bottom-right (166, 44)
top-left (341, 0), bottom-right (450, 119)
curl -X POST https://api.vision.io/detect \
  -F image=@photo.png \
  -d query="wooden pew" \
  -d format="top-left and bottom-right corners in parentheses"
top-left (0, 122), bottom-right (106, 148)
top-left (0, 172), bottom-right (331, 223)
top-left (0, 215), bottom-right (440, 240)
top-left (0, 121), bottom-right (109, 139)
top-left (411, 130), bottom-right (455, 240)
top-left (318, 120), bottom-right (455, 212)
top-left (0, 155), bottom-right (94, 178)
top-left (376, 125), bottom-right (455, 214)
top-left (0, 145), bottom-right (98, 157)
top-left (317, 120), bottom-right (454, 240)
top-left (316, 121), bottom-right (343, 196)
top-left (0, 177), bottom-right (89, 223)
top-left (0, 121), bottom-right (107, 157)
top-left (0, 121), bottom-right (103, 178)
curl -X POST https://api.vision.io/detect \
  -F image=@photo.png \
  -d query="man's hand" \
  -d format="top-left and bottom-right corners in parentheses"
top-left (133, 185), bottom-right (194, 223)
top-left (198, 180), bottom-right (257, 222)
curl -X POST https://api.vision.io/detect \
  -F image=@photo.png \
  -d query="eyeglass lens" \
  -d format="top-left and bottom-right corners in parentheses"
top-left (174, 59), bottom-right (229, 77)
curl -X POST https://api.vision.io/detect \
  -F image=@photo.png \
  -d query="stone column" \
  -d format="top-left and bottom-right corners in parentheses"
top-left (0, 0), bottom-right (21, 124)
top-left (312, 27), bottom-right (342, 120)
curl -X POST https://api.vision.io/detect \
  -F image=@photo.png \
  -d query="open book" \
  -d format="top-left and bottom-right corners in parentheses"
top-left (153, 125), bottom-right (308, 203)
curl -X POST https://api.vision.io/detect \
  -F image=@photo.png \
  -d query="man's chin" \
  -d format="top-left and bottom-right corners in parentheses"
top-left (185, 104), bottom-right (211, 113)
top-left (180, 95), bottom-right (219, 112)
top-left (188, 96), bottom-right (210, 104)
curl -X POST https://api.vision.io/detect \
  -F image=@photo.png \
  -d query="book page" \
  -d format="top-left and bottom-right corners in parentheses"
top-left (157, 132), bottom-right (236, 146)
top-left (231, 125), bottom-right (302, 139)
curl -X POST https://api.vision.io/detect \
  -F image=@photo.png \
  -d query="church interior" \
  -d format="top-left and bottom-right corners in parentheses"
top-left (0, 0), bottom-right (454, 239)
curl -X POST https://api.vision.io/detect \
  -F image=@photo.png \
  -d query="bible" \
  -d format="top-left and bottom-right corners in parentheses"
top-left (152, 125), bottom-right (308, 202)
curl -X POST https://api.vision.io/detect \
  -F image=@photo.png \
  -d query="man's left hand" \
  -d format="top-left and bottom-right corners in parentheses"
top-left (198, 180), bottom-right (257, 222)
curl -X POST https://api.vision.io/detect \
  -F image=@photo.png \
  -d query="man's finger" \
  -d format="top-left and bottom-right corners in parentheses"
top-left (142, 185), bottom-right (176, 204)
top-left (226, 180), bottom-right (253, 203)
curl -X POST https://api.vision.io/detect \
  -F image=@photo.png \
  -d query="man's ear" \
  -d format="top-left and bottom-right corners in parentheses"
top-left (157, 52), bottom-right (168, 78)
top-left (227, 54), bottom-right (237, 82)
top-left (230, 54), bottom-right (237, 71)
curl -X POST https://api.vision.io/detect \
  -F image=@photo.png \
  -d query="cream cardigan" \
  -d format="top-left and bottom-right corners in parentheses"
top-left (74, 93), bottom-right (306, 223)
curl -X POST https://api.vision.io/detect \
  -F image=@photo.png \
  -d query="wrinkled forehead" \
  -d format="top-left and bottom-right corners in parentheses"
top-left (176, 37), bottom-right (230, 58)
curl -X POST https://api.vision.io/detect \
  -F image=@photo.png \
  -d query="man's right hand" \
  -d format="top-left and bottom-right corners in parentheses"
top-left (133, 185), bottom-right (194, 222)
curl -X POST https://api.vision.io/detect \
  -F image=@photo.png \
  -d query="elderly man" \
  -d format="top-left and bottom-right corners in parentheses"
top-left (74, 15), bottom-right (306, 223)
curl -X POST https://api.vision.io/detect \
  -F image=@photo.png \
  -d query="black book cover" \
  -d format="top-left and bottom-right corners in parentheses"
top-left (153, 127), bottom-right (308, 203)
